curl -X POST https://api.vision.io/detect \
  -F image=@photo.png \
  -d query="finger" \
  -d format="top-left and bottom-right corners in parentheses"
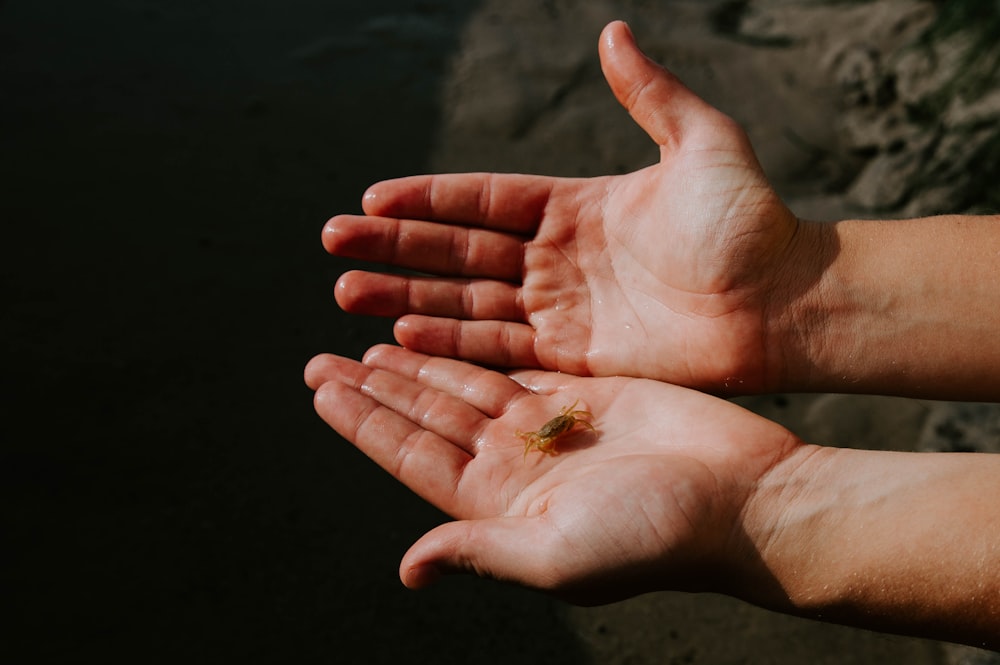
top-left (599, 21), bottom-right (716, 150)
top-left (353, 364), bottom-right (495, 456)
top-left (394, 315), bottom-right (541, 369)
top-left (305, 352), bottom-right (365, 391)
top-left (312, 352), bottom-right (495, 456)
top-left (335, 270), bottom-right (526, 321)
top-left (507, 369), bottom-right (623, 417)
top-left (362, 344), bottom-right (526, 418)
top-left (505, 368), bottom-right (576, 397)
top-left (361, 173), bottom-right (555, 234)
top-left (313, 377), bottom-right (473, 515)
top-left (324, 214), bottom-right (524, 281)
top-left (400, 518), bottom-right (557, 591)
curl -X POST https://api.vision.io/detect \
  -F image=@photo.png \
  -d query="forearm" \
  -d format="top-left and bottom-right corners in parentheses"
top-left (739, 444), bottom-right (1000, 648)
top-left (774, 215), bottom-right (1000, 400)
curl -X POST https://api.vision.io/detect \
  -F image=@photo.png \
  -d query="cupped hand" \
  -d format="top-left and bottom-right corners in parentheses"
top-left (305, 345), bottom-right (801, 604)
top-left (324, 21), bottom-right (811, 392)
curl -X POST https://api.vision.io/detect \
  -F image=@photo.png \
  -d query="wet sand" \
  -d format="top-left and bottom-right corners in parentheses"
top-left (3, 1), bottom-right (992, 662)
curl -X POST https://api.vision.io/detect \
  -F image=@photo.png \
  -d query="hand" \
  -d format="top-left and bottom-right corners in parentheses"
top-left (304, 344), bottom-right (800, 604)
top-left (324, 21), bottom-right (813, 392)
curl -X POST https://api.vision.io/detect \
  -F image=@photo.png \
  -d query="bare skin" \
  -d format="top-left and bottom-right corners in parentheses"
top-left (309, 20), bottom-right (1000, 648)
top-left (326, 21), bottom-right (802, 394)
top-left (305, 346), bottom-right (1000, 648)
top-left (325, 22), bottom-right (1000, 400)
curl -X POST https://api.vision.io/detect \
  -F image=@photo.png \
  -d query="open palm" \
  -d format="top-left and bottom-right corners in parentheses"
top-left (325, 22), bottom-right (803, 392)
top-left (305, 344), bottom-right (799, 603)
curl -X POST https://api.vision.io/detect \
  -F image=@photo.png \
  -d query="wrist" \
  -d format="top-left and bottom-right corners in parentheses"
top-left (735, 443), bottom-right (886, 624)
top-left (767, 215), bottom-right (1000, 399)
top-left (735, 444), bottom-right (1000, 647)
top-left (760, 218), bottom-right (842, 393)
top-left (726, 442), bottom-right (833, 610)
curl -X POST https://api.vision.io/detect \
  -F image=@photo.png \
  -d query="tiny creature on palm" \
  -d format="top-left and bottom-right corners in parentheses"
top-left (516, 400), bottom-right (596, 459)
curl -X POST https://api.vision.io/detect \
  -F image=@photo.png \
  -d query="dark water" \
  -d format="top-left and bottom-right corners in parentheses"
top-left (1, 1), bottom-right (589, 661)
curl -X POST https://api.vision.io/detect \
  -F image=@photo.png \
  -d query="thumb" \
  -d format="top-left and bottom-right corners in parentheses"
top-left (400, 517), bottom-right (559, 591)
top-left (598, 20), bottom-right (715, 149)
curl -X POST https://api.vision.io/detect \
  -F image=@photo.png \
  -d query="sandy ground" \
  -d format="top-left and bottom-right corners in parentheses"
top-left (3, 1), bottom-right (996, 662)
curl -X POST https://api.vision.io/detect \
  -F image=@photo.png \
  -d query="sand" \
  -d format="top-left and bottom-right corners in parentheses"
top-left (3, 0), bottom-right (997, 662)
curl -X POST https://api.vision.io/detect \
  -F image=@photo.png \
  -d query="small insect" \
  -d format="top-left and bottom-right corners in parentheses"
top-left (516, 399), bottom-right (596, 459)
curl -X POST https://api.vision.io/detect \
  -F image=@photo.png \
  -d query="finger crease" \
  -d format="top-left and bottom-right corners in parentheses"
top-left (452, 227), bottom-right (471, 275)
top-left (462, 282), bottom-right (476, 319)
top-left (479, 173), bottom-right (494, 223)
